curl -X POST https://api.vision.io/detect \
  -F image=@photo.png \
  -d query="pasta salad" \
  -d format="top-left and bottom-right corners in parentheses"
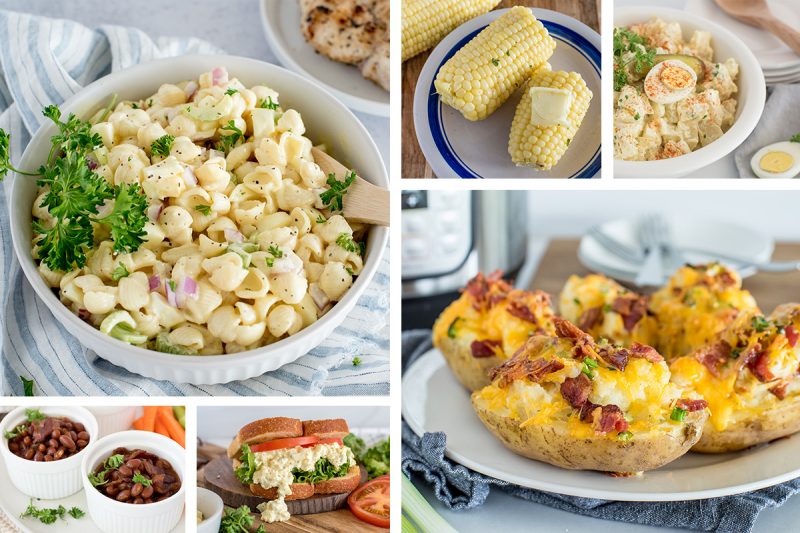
top-left (27, 67), bottom-right (368, 355)
top-left (613, 18), bottom-right (739, 161)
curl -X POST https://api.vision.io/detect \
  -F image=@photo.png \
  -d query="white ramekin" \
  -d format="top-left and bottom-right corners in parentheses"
top-left (81, 430), bottom-right (185, 533)
top-left (0, 406), bottom-right (98, 499)
top-left (87, 407), bottom-right (138, 437)
top-left (614, 7), bottom-right (766, 179)
top-left (9, 55), bottom-right (388, 385)
top-left (196, 487), bottom-right (224, 533)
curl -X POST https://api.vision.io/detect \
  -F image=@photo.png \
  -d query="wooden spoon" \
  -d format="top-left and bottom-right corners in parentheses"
top-left (311, 147), bottom-right (389, 227)
top-left (714, 0), bottom-right (800, 56)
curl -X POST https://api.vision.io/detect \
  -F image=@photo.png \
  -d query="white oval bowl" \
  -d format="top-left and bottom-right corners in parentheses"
top-left (614, 7), bottom-right (766, 179)
top-left (87, 407), bottom-right (138, 437)
top-left (0, 406), bottom-right (98, 499)
top-left (196, 487), bottom-right (224, 533)
top-left (9, 54), bottom-right (388, 385)
top-left (81, 430), bottom-right (185, 533)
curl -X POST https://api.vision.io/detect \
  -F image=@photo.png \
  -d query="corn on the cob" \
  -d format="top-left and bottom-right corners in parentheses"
top-left (433, 6), bottom-right (556, 122)
top-left (402, 0), bottom-right (501, 62)
top-left (508, 70), bottom-right (593, 170)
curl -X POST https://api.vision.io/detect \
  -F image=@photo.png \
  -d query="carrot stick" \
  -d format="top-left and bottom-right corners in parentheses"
top-left (157, 406), bottom-right (186, 448)
top-left (132, 417), bottom-right (146, 431)
top-left (141, 406), bottom-right (158, 433)
top-left (153, 415), bottom-right (171, 439)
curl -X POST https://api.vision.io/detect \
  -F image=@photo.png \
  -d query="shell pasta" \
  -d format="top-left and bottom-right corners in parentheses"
top-left (32, 67), bottom-right (366, 355)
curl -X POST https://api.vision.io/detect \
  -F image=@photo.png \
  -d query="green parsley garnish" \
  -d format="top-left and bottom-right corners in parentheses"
top-left (132, 472), bottom-right (152, 487)
top-left (264, 245), bottom-right (283, 268)
top-left (633, 112), bottom-right (641, 120)
top-left (224, 88), bottom-right (239, 96)
top-left (791, 133), bottom-right (800, 143)
top-left (352, 357), bottom-right (362, 367)
top-left (670, 407), bottom-right (687, 422)
top-left (111, 263), bottom-right (130, 281)
top-left (21, 501), bottom-right (72, 525)
top-left (1, 104), bottom-right (149, 272)
top-left (67, 507), bottom-right (85, 519)
top-left (257, 96), bottom-right (279, 110)
top-left (491, 58), bottom-right (500, 66)
top-left (88, 453), bottom-right (125, 487)
top-left (194, 204), bottom-right (212, 216)
top-left (336, 233), bottom-right (361, 254)
top-left (573, 298), bottom-right (580, 305)
top-left (618, 431), bottom-right (633, 442)
top-left (220, 505), bottom-right (266, 533)
top-left (751, 315), bottom-right (771, 332)
top-left (217, 120), bottom-right (243, 152)
top-left (26, 408), bottom-right (45, 422)
top-left (21, 375), bottom-right (34, 396)
top-left (150, 134), bottom-right (174, 157)
top-left (319, 170), bottom-right (356, 212)
top-left (613, 27), bottom-right (656, 91)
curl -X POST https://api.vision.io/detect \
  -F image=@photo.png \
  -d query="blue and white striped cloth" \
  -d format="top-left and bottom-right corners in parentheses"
top-left (0, 10), bottom-right (390, 396)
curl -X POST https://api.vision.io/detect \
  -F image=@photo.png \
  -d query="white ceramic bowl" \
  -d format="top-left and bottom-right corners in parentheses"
top-left (614, 7), bottom-right (766, 179)
top-left (0, 406), bottom-right (98, 499)
top-left (81, 430), bottom-right (185, 533)
top-left (87, 406), bottom-right (138, 437)
top-left (196, 487), bottom-right (224, 533)
top-left (9, 54), bottom-right (388, 385)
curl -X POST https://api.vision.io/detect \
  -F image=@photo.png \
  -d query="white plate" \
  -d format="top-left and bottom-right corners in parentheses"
top-left (577, 216), bottom-right (774, 285)
top-left (259, 0), bottom-right (389, 117)
top-left (413, 8), bottom-right (600, 179)
top-left (402, 349), bottom-right (800, 501)
top-left (685, 0), bottom-right (800, 71)
top-left (0, 462), bottom-right (184, 533)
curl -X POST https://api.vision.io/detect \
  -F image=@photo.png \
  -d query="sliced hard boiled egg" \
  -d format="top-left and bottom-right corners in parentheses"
top-left (529, 87), bottom-right (573, 128)
top-left (750, 141), bottom-right (800, 179)
top-left (644, 60), bottom-right (697, 105)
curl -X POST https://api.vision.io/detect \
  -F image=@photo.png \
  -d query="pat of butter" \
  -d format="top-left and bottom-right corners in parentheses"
top-left (529, 87), bottom-right (573, 127)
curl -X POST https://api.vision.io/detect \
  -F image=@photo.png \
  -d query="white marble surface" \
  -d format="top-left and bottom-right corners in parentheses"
top-left (0, 0), bottom-right (389, 169)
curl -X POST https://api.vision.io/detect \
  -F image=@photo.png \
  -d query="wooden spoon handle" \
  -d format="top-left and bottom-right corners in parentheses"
top-left (311, 147), bottom-right (390, 227)
top-left (760, 17), bottom-right (800, 56)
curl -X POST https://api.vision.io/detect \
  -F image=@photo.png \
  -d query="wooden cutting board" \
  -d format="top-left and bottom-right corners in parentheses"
top-left (529, 240), bottom-right (800, 313)
top-left (198, 444), bottom-right (383, 533)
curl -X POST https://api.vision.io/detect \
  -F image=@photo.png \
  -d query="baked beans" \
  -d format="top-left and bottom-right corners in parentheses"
top-left (6, 414), bottom-right (89, 462)
top-left (90, 447), bottom-right (181, 504)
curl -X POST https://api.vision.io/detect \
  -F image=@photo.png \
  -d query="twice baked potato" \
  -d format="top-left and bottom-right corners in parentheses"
top-left (433, 271), bottom-right (556, 392)
top-left (649, 264), bottom-right (759, 360)
top-left (471, 318), bottom-right (709, 473)
top-left (670, 303), bottom-right (800, 453)
top-left (559, 274), bottom-right (657, 347)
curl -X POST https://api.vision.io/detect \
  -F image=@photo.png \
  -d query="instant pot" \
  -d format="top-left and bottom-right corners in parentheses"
top-left (401, 190), bottom-right (528, 330)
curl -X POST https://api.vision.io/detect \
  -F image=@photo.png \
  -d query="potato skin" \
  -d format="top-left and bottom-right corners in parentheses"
top-left (472, 394), bottom-right (707, 473)
top-left (436, 334), bottom-right (501, 392)
top-left (693, 394), bottom-right (800, 453)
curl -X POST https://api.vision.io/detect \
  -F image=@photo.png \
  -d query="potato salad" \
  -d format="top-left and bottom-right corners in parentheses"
top-left (613, 18), bottom-right (739, 161)
top-left (31, 67), bottom-right (367, 355)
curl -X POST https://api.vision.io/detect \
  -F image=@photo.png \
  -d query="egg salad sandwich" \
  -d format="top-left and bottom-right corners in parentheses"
top-left (228, 417), bottom-right (360, 523)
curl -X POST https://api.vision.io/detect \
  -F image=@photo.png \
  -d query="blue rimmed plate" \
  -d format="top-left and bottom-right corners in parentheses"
top-left (413, 8), bottom-right (601, 179)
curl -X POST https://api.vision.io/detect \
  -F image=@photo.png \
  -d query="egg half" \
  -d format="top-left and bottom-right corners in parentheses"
top-left (644, 60), bottom-right (697, 105)
top-left (750, 141), bottom-right (800, 179)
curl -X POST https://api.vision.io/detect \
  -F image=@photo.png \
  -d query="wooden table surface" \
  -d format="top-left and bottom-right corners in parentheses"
top-left (402, 0), bottom-right (601, 179)
top-left (529, 240), bottom-right (800, 313)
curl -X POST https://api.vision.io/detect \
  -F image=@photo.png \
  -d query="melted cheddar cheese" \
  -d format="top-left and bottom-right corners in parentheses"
top-left (669, 356), bottom-right (740, 431)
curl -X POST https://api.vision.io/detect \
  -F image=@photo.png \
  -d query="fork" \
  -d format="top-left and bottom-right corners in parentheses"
top-left (587, 226), bottom-right (644, 264)
top-left (635, 215), bottom-right (669, 286)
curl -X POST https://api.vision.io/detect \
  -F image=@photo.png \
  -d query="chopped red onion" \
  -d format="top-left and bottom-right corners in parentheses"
top-left (148, 275), bottom-right (161, 292)
top-left (211, 67), bottom-right (228, 86)
top-left (182, 165), bottom-right (197, 186)
top-left (86, 154), bottom-right (98, 170)
top-left (224, 228), bottom-right (244, 243)
top-left (184, 81), bottom-right (198, 100)
top-left (182, 276), bottom-right (198, 299)
top-left (147, 203), bottom-right (163, 222)
top-left (309, 283), bottom-right (329, 311)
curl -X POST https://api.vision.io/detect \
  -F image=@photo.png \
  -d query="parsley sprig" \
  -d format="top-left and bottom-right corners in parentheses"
top-left (20, 500), bottom-right (85, 524)
top-left (220, 505), bottom-right (266, 533)
top-left (132, 472), bottom-right (153, 487)
top-left (319, 170), bottom-right (356, 212)
top-left (88, 453), bottom-right (125, 487)
top-left (1, 104), bottom-right (149, 272)
top-left (150, 134), bottom-right (174, 157)
top-left (613, 28), bottom-right (656, 91)
top-left (217, 120), bottom-right (243, 152)
top-left (257, 96), bottom-right (279, 110)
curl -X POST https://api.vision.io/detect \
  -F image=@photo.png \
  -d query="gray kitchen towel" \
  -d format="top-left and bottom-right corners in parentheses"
top-left (401, 329), bottom-right (800, 532)
top-left (734, 84), bottom-right (800, 179)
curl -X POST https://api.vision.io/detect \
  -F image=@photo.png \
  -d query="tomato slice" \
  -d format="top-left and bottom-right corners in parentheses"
top-left (348, 477), bottom-right (390, 529)
top-left (250, 436), bottom-right (319, 452)
top-left (310, 437), bottom-right (343, 446)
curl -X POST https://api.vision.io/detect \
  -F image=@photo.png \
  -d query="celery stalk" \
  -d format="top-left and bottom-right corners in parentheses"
top-left (401, 475), bottom-right (457, 533)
